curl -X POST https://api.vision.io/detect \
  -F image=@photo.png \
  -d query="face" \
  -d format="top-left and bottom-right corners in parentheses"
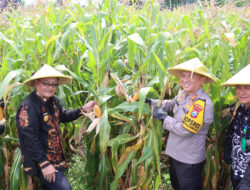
top-left (179, 71), bottom-right (206, 95)
top-left (236, 85), bottom-right (250, 108)
top-left (34, 77), bottom-right (59, 99)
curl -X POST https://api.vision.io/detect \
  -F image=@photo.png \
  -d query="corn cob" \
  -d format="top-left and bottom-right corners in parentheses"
top-left (0, 107), bottom-right (4, 120)
top-left (94, 105), bottom-right (102, 118)
top-left (132, 93), bottom-right (139, 102)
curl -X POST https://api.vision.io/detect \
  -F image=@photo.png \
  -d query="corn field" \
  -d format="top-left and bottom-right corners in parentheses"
top-left (0, 0), bottom-right (249, 189)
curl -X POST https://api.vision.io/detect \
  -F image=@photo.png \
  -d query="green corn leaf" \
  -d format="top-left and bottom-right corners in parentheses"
top-left (0, 32), bottom-right (24, 59)
top-left (99, 103), bottom-right (111, 156)
top-left (0, 70), bottom-right (22, 100)
top-left (9, 148), bottom-right (22, 190)
top-left (108, 134), bottom-right (137, 147)
top-left (110, 151), bottom-right (136, 190)
top-left (153, 53), bottom-right (168, 77)
top-left (127, 33), bottom-right (146, 47)
top-left (139, 87), bottom-right (152, 119)
top-left (0, 148), bottom-right (4, 179)
top-left (109, 102), bottom-right (150, 115)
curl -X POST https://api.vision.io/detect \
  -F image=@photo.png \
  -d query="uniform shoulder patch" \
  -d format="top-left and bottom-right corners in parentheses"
top-left (182, 99), bottom-right (206, 133)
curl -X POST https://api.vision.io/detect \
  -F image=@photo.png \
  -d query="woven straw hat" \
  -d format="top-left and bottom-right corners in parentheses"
top-left (221, 64), bottom-right (250, 87)
top-left (24, 64), bottom-right (72, 87)
top-left (167, 58), bottom-right (217, 83)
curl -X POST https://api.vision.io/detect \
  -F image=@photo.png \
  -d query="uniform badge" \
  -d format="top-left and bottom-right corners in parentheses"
top-left (191, 94), bottom-right (197, 101)
top-left (182, 99), bottom-right (206, 133)
top-left (190, 103), bottom-right (203, 118)
top-left (44, 115), bottom-right (49, 122)
top-left (178, 93), bottom-right (184, 102)
top-left (186, 104), bottom-right (191, 109)
top-left (173, 105), bottom-right (177, 112)
top-left (191, 111), bottom-right (197, 118)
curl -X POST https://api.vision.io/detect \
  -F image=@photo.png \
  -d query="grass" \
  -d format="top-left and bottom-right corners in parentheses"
top-left (65, 152), bottom-right (88, 190)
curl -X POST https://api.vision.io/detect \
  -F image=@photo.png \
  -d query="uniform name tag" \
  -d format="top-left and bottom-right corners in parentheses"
top-left (182, 99), bottom-right (206, 133)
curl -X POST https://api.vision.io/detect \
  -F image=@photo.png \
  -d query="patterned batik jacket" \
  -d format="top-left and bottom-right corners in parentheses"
top-left (224, 103), bottom-right (250, 178)
top-left (16, 92), bottom-right (81, 176)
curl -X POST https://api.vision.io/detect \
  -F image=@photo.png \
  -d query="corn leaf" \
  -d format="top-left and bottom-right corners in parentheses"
top-left (9, 148), bottom-right (22, 190)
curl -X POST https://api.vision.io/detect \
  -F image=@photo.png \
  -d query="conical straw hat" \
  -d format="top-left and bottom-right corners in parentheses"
top-left (221, 64), bottom-right (250, 87)
top-left (167, 58), bottom-right (217, 83)
top-left (24, 64), bottom-right (72, 87)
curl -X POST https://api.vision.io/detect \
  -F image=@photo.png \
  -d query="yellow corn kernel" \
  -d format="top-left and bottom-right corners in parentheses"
top-left (132, 93), bottom-right (139, 102)
top-left (0, 107), bottom-right (4, 120)
top-left (94, 105), bottom-right (102, 118)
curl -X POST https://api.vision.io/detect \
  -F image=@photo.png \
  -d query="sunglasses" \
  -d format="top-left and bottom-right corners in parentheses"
top-left (40, 81), bottom-right (59, 88)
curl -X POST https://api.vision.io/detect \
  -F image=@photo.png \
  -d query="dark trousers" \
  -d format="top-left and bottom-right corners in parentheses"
top-left (238, 164), bottom-right (250, 190)
top-left (169, 157), bottom-right (205, 190)
top-left (39, 171), bottom-right (72, 190)
top-left (230, 169), bottom-right (242, 190)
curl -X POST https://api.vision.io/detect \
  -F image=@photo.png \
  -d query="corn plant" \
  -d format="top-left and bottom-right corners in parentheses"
top-left (0, 0), bottom-right (249, 189)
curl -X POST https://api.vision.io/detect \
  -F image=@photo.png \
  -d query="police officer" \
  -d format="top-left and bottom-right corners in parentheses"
top-left (146, 58), bottom-right (217, 190)
top-left (0, 100), bottom-right (5, 135)
top-left (16, 64), bottom-right (96, 190)
top-left (222, 64), bottom-right (250, 190)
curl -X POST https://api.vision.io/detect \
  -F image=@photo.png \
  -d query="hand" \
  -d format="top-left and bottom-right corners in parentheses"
top-left (153, 107), bottom-right (168, 121)
top-left (41, 164), bottom-right (58, 183)
top-left (145, 98), bottom-right (151, 105)
top-left (81, 100), bottom-right (97, 112)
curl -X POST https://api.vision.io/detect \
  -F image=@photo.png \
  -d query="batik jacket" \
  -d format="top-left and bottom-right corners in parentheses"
top-left (224, 103), bottom-right (250, 178)
top-left (16, 92), bottom-right (81, 176)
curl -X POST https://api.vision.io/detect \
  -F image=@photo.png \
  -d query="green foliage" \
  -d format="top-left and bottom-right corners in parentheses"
top-left (0, 0), bottom-right (249, 189)
top-left (65, 153), bottom-right (87, 190)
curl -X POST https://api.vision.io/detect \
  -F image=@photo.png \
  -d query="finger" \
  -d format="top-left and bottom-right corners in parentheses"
top-left (49, 174), bottom-right (53, 183)
top-left (44, 175), bottom-right (49, 182)
top-left (90, 101), bottom-right (97, 106)
top-left (52, 173), bottom-right (56, 183)
top-left (48, 175), bottom-right (52, 183)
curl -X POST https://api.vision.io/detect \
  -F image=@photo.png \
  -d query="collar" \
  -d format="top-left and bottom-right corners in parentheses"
top-left (184, 88), bottom-right (203, 101)
top-left (240, 104), bottom-right (250, 112)
top-left (34, 91), bottom-right (49, 103)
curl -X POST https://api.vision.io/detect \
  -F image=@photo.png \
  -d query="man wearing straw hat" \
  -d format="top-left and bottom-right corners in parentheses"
top-left (222, 64), bottom-right (250, 190)
top-left (16, 64), bottom-right (96, 190)
top-left (146, 58), bottom-right (216, 190)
